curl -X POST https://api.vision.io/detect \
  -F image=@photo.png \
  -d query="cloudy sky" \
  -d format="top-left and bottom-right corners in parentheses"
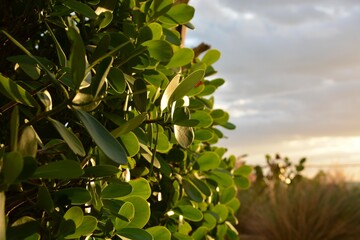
top-left (186, 0), bottom-right (360, 178)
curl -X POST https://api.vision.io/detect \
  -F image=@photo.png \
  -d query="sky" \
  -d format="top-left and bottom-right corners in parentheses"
top-left (186, 0), bottom-right (360, 179)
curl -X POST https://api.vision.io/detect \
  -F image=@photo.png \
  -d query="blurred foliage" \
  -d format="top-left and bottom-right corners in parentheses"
top-left (0, 0), bottom-right (250, 239)
top-left (237, 154), bottom-right (360, 240)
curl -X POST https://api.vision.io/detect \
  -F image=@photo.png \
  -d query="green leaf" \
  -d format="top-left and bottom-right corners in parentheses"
top-left (211, 204), bottom-right (228, 223)
top-left (155, 133), bottom-right (172, 153)
top-left (159, 4), bottom-right (195, 25)
top-left (10, 106), bottom-right (19, 151)
top-left (49, 118), bottom-right (86, 156)
top-left (16, 156), bottom-right (37, 181)
top-left (65, 216), bottom-right (98, 239)
top-left (6, 217), bottom-right (40, 240)
top-left (101, 182), bottom-right (132, 199)
top-left (2, 151), bottom-right (23, 185)
top-left (107, 67), bottom-right (126, 93)
top-left (174, 125), bottom-right (194, 148)
top-left (76, 110), bottom-right (128, 164)
top-left (67, 27), bottom-right (86, 90)
top-left (192, 226), bottom-right (208, 240)
top-left (45, 22), bottom-right (67, 67)
top-left (54, 188), bottom-right (92, 205)
top-left (160, 74), bottom-right (180, 111)
top-left (173, 205), bottom-right (203, 222)
top-left (191, 111), bottom-right (213, 128)
top-left (91, 34), bottom-right (111, 63)
top-left (163, 28), bottom-right (181, 46)
top-left (133, 79), bottom-right (148, 112)
top-left (190, 177), bottom-right (211, 196)
top-left (98, 11), bottom-right (113, 30)
top-left (182, 179), bottom-right (204, 202)
top-left (121, 196), bottom-right (151, 228)
top-left (32, 160), bottom-right (84, 179)
top-left (222, 122), bottom-right (236, 130)
top-left (110, 112), bottom-right (147, 137)
top-left (115, 202), bottom-right (135, 230)
top-left (125, 178), bottom-right (152, 200)
top-left (0, 74), bottom-right (38, 107)
top-left (63, 0), bottom-right (97, 19)
top-left (226, 198), bottom-right (241, 213)
top-left (195, 152), bottom-right (220, 171)
top-left (220, 187), bottom-right (236, 204)
top-left (18, 126), bottom-right (38, 158)
top-left (117, 228), bottom-right (153, 240)
top-left (170, 70), bottom-right (205, 107)
top-left (64, 206), bottom-right (84, 228)
top-left (234, 175), bottom-right (250, 190)
top-left (142, 40), bottom-right (173, 62)
top-left (203, 213), bottom-right (217, 230)
top-left (146, 226), bottom-right (171, 240)
top-left (92, 56), bottom-right (113, 98)
top-left (84, 165), bottom-right (119, 178)
top-left (206, 170), bottom-right (233, 188)
top-left (37, 186), bottom-right (55, 213)
top-left (202, 49), bottom-right (221, 66)
top-left (138, 22), bottom-right (163, 44)
top-left (234, 165), bottom-right (253, 176)
top-left (166, 48), bottom-right (194, 68)
top-left (194, 129), bottom-right (214, 142)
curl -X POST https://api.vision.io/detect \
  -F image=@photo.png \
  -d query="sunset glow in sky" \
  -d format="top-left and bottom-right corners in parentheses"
top-left (186, 0), bottom-right (360, 179)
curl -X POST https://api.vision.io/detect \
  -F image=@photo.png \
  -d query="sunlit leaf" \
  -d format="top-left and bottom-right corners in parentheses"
top-left (18, 126), bottom-right (37, 158)
top-left (146, 226), bottom-right (171, 240)
top-left (166, 48), bottom-right (194, 68)
top-left (0, 74), bottom-right (38, 107)
top-left (117, 228), bottom-right (153, 240)
top-left (195, 152), bottom-right (220, 171)
top-left (202, 49), bottom-right (221, 66)
top-left (173, 205), bottom-right (203, 222)
top-left (174, 125), bottom-right (194, 148)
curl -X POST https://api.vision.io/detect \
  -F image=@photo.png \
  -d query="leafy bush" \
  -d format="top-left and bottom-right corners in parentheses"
top-left (0, 0), bottom-right (250, 239)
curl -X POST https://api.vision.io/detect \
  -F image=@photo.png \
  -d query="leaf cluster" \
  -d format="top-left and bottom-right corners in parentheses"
top-left (0, 0), bottom-right (250, 239)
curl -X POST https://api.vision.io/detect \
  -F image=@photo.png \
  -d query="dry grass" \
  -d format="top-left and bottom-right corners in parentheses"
top-left (237, 176), bottom-right (360, 240)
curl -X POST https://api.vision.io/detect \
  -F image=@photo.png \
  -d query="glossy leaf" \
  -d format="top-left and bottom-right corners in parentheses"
top-left (159, 4), bottom-right (195, 25)
top-left (174, 125), bottom-right (194, 148)
top-left (195, 152), bottom-right (220, 171)
top-left (49, 118), bottom-right (85, 156)
top-left (0, 74), bottom-right (38, 107)
top-left (173, 205), bottom-right (203, 222)
top-left (92, 56), bottom-right (113, 98)
top-left (76, 110), bottom-right (128, 164)
top-left (234, 175), bottom-right (251, 190)
top-left (146, 226), bottom-right (171, 240)
top-left (166, 48), bottom-right (194, 68)
top-left (101, 182), bottom-right (132, 199)
top-left (111, 112), bottom-right (147, 137)
top-left (18, 125), bottom-right (37, 158)
top-left (32, 160), bottom-right (84, 179)
top-left (98, 11), bottom-right (113, 30)
top-left (121, 196), bottom-right (150, 228)
top-left (206, 170), bottom-right (233, 188)
top-left (183, 179), bottom-right (204, 202)
top-left (234, 165), bottom-right (253, 176)
top-left (194, 129), bottom-right (214, 141)
top-left (190, 177), bottom-right (211, 196)
top-left (191, 111), bottom-right (213, 128)
top-left (107, 67), bottom-right (126, 93)
top-left (192, 226), bottom-right (208, 240)
top-left (64, 206), bottom-right (84, 228)
top-left (202, 49), bottom-right (221, 66)
top-left (160, 74), bottom-right (180, 111)
top-left (115, 202), bottom-right (135, 230)
top-left (65, 216), bottom-right (98, 239)
top-left (170, 70), bottom-right (205, 106)
top-left (125, 178), bottom-right (152, 200)
top-left (211, 204), bottom-right (228, 223)
top-left (138, 22), bottom-right (163, 43)
top-left (142, 40), bottom-right (173, 62)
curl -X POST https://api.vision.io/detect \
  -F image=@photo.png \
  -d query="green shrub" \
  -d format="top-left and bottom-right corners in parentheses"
top-left (0, 0), bottom-right (250, 239)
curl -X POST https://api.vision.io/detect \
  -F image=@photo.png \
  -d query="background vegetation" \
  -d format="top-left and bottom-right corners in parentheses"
top-left (0, 0), bottom-right (251, 239)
